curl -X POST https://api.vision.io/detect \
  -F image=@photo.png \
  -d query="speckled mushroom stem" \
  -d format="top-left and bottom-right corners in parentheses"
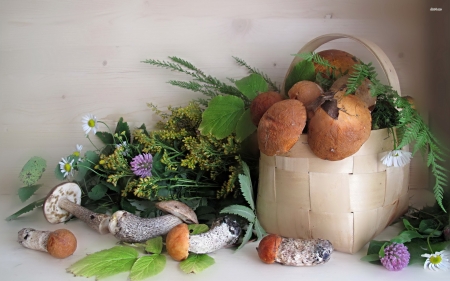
top-left (58, 198), bottom-right (110, 234)
top-left (18, 228), bottom-right (50, 253)
top-left (189, 216), bottom-right (241, 254)
top-left (108, 211), bottom-right (184, 243)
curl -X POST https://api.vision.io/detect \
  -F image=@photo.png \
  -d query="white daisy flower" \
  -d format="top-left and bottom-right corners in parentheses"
top-left (72, 144), bottom-right (83, 157)
top-left (82, 114), bottom-right (98, 135)
top-left (381, 150), bottom-right (413, 167)
top-left (115, 141), bottom-right (130, 156)
top-left (422, 250), bottom-right (450, 271)
top-left (59, 157), bottom-right (75, 178)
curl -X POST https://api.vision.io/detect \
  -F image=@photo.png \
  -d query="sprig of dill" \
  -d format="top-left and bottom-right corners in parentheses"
top-left (232, 56), bottom-right (279, 92)
top-left (142, 57), bottom-right (247, 106)
top-left (347, 63), bottom-right (448, 212)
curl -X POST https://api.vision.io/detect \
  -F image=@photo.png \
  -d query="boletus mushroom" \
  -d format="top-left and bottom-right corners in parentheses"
top-left (307, 90), bottom-right (372, 161)
top-left (257, 99), bottom-right (307, 156)
top-left (314, 49), bottom-right (361, 79)
top-left (288, 81), bottom-right (324, 120)
top-left (250, 91), bottom-right (284, 126)
top-left (330, 74), bottom-right (377, 110)
top-left (257, 234), bottom-right (333, 266)
top-left (43, 182), bottom-right (111, 234)
top-left (18, 228), bottom-right (77, 259)
top-left (108, 200), bottom-right (199, 243)
top-left (166, 216), bottom-right (241, 261)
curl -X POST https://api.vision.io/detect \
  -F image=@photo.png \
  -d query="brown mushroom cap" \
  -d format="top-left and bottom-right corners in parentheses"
top-left (250, 91), bottom-right (284, 126)
top-left (257, 99), bottom-right (307, 156)
top-left (308, 91), bottom-right (372, 160)
top-left (314, 49), bottom-right (360, 79)
top-left (257, 234), bottom-right (282, 264)
top-left (155, 200), bottom-right (198, 224)
top-left (330, 75), bottom-right (376, 109)
top-left (43, 182), bottom-right (81, 224)
top-left (46, 229), bottom-right (77, 259)
top-left (166, 223), bottom-right (190, 261)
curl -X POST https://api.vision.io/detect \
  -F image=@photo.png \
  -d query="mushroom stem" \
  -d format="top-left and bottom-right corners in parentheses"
top-left (108, 211), bottom-right (183, 243)
top-left (58, 198), bottom-right (110, 234)
top-left (18, 228), bottom-right (50, 252)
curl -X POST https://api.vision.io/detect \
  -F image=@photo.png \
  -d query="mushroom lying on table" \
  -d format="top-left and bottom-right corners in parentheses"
top-left (43, 182), bottom-right (111, 234)
top-left (108, 200), bottom-right (199, 243)
top-left (18, 228), bottom-right (77, 259)
top-left (166, 216), bottom-right (241, 261)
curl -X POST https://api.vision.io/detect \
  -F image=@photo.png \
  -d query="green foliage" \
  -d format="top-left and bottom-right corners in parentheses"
top-left (284, 60), bottom-right (316, 93)
top-left (235, 73), bottom-right (268, 100)
top-left (188, 224), bottom-right (210, 235)
top-left (19, 156), bottom-right (46, 186)
top-left (145, 237), bottom-right (163, 254)
top-left (88, 183), bottom-right (109, 201)
top-left (129, 255), bottom-right (166, 281)
top-left (233, 56), bottom-right (279, 91)
top-left (235, 109), bottom-right (256, 142)
top-left (67, 246), bottom-right (139, 279)
top-left (18, 184), bottom-right (41, 202)
top-left (179, 254), bottom-right (215, 274)
top-left (5, 197), bottom-right (45, 221)
top-left (220, 205), bottom-right (255, 222)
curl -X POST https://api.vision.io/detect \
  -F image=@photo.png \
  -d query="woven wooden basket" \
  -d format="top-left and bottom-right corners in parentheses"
top-left (256, 34), bottom-right (410, 254)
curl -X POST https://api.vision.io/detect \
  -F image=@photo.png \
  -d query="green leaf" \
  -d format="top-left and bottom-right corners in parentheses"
top-left (418, 219), bottom-right (438, 233)
top-left (237, 222), bottom-right (254, 250)
top-left (67, 246), bottom-right (138, 280)
top-left (54, 162), bottom-right (65, 181)
top-left (88, 184), bottom-right (108, 201)
top-left (103, 181), bottom-right (120, 193)
top-left (403, 219), bottom-right (416, 231)
top-left (121, 197), bottom-right (137, 213)
top-left (253, 218), bottom-right (267, 240)
top-left (129, 255), bottom-right (166, 281)
top-left (19, 156), bottom-right (46, 186)
top-left (390, 230), bottom-right (423, 243)
top-left (235, 109), bottom-right (256, 142)
top-left (5, 197), bottom-right (45, 221)
top-left (179, 254), bottom-right (215, 274)
top-left (76, 151), bottom-right (99, 181)
top-left (188, 224), bottom-right (209, 235)
top-left (220, 205), bottom-right (255, 222)
top-left (96, 131), bottom-right (114, 145)
top-left (360, 253), bottom-right (381, 262)
top-left (235, 73), bottom-right (268, 100)
top-left (405, 240), bottom-right (428, 265)
top-left (284, 60), bottom-right (315, 93)
top-left (198, 95), bottom-right (245, 139)
top-left (238, 163), bottom-right (254, 210)
top-left (145, 237), bottom-right (163, 254)
top-left (18, 184), bottom-right (42, 202)
top-left (115, 117), bottom-right (131, 141)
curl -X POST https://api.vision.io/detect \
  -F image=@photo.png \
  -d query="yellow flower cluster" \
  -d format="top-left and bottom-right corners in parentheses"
top-left (98, 146), bottom-right (132, 186)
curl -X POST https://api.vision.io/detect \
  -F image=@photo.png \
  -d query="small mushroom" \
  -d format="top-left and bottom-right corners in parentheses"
top-left (43, 182), bottom-right (110, 234)
top-left (18, 228), bottom-right (77, 259)
top-left (257, 234), bottom-right (333, 266)
top-left (166, 216), bottom-right (241, 261)
top-left (108, 200), bottom-right (198, 243)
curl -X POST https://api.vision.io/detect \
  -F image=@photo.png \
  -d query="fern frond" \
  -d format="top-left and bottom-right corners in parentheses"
top-left (233, 56), bottom-right (279, 91)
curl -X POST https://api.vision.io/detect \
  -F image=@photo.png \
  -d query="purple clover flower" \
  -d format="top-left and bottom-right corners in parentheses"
top-left (380, 243), bottom-right (410, 271)
top-left (130, 153), bottom-right (153, 178)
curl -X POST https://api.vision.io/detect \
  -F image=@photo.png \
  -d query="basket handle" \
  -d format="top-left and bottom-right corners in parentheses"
top-left (282, 33), bottom-right (401, 95)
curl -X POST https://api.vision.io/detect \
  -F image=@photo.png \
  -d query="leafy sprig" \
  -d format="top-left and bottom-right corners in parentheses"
top-left (233, 56), bottom-right (279, 92)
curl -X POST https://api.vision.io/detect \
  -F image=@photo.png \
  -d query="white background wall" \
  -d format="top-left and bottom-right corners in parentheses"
top-left (1, 0), bottom-right (448, 198)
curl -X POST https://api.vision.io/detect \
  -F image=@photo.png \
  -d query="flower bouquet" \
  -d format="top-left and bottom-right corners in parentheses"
top-left (6, 41), bottom-right (450, 276)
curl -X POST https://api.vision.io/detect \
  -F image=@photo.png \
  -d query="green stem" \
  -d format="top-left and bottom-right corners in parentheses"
top-left (86, 135), bottom-right (100, 151)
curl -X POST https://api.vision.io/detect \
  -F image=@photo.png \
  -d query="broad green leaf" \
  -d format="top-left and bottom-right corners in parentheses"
top-left (88, 184), bottom-right (108, 201)
top-left (360, 254), bottom-right (381, 262)
top-left (403, 219), bottom-right (416, 231)
top-left (238, 174), bottom-right (254, 210)
top-left (5, 197), bottom-right (45, 221)
top-left (145, 237), bottom-right (163, 254)
top-left (220, 205), bottom-right (255, 222)
top-left (284, 60), bottom-right (315, 93)
top-left (364, 240), bottom-right (387, 264)
top-left (121, 197), bottom-right (137, 213)
top-left (129, 254), bottom-right (166, 281)
top-left (54, 162), bottom-right (65, 181)
top-left (390, 230), bottom-right (423, 243)
top-left (103, 181), bottom-right (120, 193)
top-left (198, 95), bottom-right (245, 139)
top-left (19, 156), bottom-right (46, 186)
top-left (418, 219), bottom-right (438, 233)
top-left (179, 254), bottom-right (215, 274)
top-left (235, 73), bottom-right (268, 100)
top-left (405, 240), bottom-right (428, 265)
top-left (96, 131), bottom-right (114, 145)
top-left (138, 123), bottom-right (149, 136)
top-left (76, 151), bottom-right (99, 181)
top-left (253, 218), bottom-right (267, 240)
top-left (115, 117), bottom-right (131, 141)
top-left (237, 222), bottom-right (254, 250)
top-left (235, 109), bottom-right (256, 142)
top-left (188, 224), bottom-right (209, 235)
top-left (67, 246), bottom-right (138, 280)
top-left (18, 184), bottom-right (42, 202)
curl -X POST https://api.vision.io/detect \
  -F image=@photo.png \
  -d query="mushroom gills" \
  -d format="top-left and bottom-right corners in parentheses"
top-left (188, 216), bottom-right (241, 254)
